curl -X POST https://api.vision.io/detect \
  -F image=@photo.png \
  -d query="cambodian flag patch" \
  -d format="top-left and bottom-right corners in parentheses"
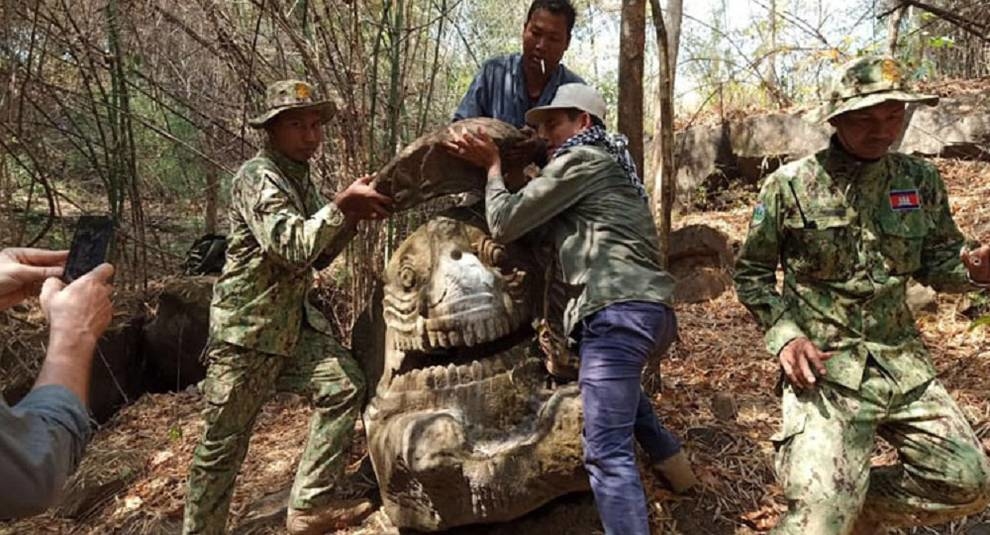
top-left (889, 189), bottom-right (921, 211)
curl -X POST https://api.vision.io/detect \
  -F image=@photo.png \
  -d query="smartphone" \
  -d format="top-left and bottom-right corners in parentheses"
top-left (64, 215), bottom-right (115, 282)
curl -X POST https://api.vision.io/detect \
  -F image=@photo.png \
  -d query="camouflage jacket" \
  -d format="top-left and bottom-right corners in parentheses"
top-left (486, 145), bottom-right (675, 337)
top-left (210, 148), bottom-right (351, 356)
top-left (735, 139), bottom-right (975, 392)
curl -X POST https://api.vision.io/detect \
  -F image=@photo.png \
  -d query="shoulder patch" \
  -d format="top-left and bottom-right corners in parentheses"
top-left (751, 202), bottom-right (767, 226)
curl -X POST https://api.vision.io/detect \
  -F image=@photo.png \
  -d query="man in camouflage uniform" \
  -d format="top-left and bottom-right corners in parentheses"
top-left (735, 56), bottom-right (990, 534)
top-left (182, 80), bottom-right (392, 535)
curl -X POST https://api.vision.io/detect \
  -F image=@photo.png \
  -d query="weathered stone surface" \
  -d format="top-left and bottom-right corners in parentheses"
top-left (672, 96), bottom-right (990, 210)
top-left (669, 224), bottom-right (734, 303)
top-left (673, 122), bottom-right (732, 209)
top-left (731, 113), bottom-right (830, 182)
top-left (374, 117), bottom-right (540, 211)
top-left (355, 492), bottom-right (600, 535)
top-left (88, 319), bottom-right (146, 423)
top-left (141, 276), bottom-right (213, 393)
top-left (895, 94), bottom-right (990, 159)
top-left (361, 207), bottom-right (588, 532)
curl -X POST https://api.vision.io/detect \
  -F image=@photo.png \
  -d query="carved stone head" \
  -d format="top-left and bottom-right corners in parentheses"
top-left (361, 208), bottom-right (587, 531)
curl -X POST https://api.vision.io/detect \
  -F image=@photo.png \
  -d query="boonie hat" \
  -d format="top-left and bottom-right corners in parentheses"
top-left (814, 56), bottom-right (938, 122)
top-left (248, 80), bottom-right (337, 129)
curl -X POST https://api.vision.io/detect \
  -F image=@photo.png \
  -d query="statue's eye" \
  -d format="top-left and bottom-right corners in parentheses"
top-left (399, 266), bottom-right (417, 290)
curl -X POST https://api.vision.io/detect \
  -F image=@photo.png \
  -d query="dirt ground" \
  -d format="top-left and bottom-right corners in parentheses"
top-left (2, 159), bottom-right (989, 535)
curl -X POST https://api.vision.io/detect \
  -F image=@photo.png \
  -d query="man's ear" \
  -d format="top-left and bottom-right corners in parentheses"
top-left (581, 112), bottom-right (593, 129)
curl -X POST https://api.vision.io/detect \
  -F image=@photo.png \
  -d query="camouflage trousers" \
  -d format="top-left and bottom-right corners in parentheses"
top-left (771, 363), bottom-right (990, 534)
top-left (182, 327), bottom-right (366, 535)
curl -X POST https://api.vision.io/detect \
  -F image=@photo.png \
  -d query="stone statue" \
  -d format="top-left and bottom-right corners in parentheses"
top-left (350, 118), bottom-right (593, 531)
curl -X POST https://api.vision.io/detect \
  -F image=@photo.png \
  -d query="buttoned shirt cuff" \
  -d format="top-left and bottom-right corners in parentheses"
top-left (764, 318), bottom-right (806, 357)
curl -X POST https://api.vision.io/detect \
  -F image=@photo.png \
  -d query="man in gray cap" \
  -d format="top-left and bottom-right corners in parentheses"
top-left (182, 80), bottom-right (392, 535)
top-left (735, 56), bottom-right (990, 534)
top-left (445, 82), bottom-right (696, 535)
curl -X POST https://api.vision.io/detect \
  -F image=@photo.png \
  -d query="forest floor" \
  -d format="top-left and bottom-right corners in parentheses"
top-left (2, 158), bottom-right (990, 535)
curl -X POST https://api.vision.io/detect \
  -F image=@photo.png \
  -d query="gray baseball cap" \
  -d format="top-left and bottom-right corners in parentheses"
top-left (525, 83), bottom-right (607, 126)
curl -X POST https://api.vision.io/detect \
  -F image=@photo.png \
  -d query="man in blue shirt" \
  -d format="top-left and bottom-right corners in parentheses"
top-left (453, 0), bottom-right (584, 129)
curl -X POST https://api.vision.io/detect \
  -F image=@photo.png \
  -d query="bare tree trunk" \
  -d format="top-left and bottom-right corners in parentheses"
top-left (664, 0), bottom-right (683, 76)
top-left (648, 0), bottom-right (681, 268)
top-left (618, 0), bottom-right (645, 178)
top-left (885, 0), bottom-right (907, 55)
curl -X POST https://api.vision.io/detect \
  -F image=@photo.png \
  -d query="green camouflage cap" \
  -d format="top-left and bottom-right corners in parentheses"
top-left (814, 56), bottom-right (938, 122)
top-left (248, 80), bottom-right (336, 129)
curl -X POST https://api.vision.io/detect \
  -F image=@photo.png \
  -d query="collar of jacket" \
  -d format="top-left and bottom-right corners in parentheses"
top-left (822, 135), bottom-right (889, 189)
top-left (261, 146), bottom-right (310, 184)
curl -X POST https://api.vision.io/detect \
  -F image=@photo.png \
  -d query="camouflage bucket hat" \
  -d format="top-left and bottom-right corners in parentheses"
top-left (813, 56), bottom-right (938, 122)
top-left (248, 80), bottom-right (337, 129)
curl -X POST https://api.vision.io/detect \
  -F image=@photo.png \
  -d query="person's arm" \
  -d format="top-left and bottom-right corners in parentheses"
top-left (0, 387), bottom-right (91, 518)
top-left (485, 150), bottom-right (593, 243)
top-left (734, 180), bottom-right (833, 388)
top-left (733, 179), bottom-right (807, 356)
top-left (238, 171), bottom-right (391, 269)
top-left (913, 165), bottom-right (979, 293)
top-left (0, 259), bottom-right (113, 518)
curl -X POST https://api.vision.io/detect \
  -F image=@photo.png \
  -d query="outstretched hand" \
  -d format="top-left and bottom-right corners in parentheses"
top-left (334, 174), bottom-right (394, 221)
top-left (0, 248), bottom-right (69, 311)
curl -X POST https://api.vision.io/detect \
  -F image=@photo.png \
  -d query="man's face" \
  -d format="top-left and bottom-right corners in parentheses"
top-left (830, 100), bottom-right (906, 160)
top-left (522, 9), bottom-right (570, 74)
top-left (537, 109), bottom-right (590, 160)
top-left (267, 108), bottom-right (325, 162)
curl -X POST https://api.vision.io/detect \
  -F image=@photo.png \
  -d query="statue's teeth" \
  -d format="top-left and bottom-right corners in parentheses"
top-left (463, 328), bottom-right (476, 347)
top-left (428, 330), bottom-right (440, 348)
top-left (449, 330), bottom-right (462, 346)
top-left (447, 363), bottom-right (459, 385)
top-left (437, 331), bottom-right (449, 347)
top-left (433, 366), bottom-right (448, 388)
top-left (492, 356), bottom-right (507, 374)
top-left (393, 373), bottom-right (410, 392)
top-left (470, 361), bottom-right (483, 381)
top-left (423, 368), bottom-right (438, 389)
top-left (499, 317), bottom-right (512, 337)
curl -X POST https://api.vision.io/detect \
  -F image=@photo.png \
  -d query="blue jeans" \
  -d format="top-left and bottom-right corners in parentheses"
top-left (576, 300), bottom-right (681, 535)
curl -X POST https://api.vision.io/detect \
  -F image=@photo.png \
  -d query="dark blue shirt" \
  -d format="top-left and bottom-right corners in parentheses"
top-left (453, 53), bottom-right (584, 128)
